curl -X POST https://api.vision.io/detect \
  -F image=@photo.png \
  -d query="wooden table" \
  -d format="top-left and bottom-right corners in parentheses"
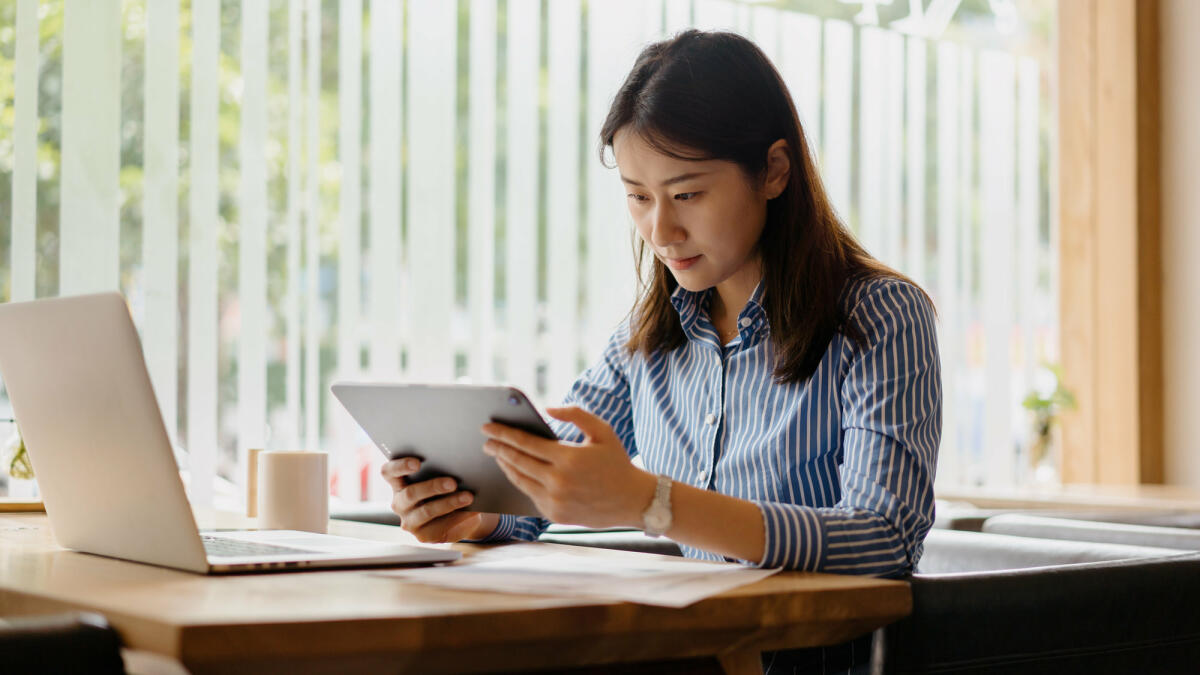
top-left (0, 498), bottom-right (44, 512)
top-left (0, 513), bottom-right (910, 674)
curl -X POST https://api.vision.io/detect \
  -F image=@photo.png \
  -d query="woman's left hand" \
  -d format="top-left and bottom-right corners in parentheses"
top-left (481, 406), bottom-right (653, 528)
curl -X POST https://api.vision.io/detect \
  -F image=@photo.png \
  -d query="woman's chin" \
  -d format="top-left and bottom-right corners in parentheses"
top-left (669, 271), bottom-right (714, 293)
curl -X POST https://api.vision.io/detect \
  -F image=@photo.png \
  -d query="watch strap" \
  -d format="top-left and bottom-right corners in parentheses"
top-left (642, 474), bottom-right (673, 537)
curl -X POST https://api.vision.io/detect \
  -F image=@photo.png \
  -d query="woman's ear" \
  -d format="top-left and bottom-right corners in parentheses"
top-left (763, 139), bottom-right (790, 199)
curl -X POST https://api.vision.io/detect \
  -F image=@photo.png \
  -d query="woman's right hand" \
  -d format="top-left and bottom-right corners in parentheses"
top-left (380, 458), bottom-right (499, 543)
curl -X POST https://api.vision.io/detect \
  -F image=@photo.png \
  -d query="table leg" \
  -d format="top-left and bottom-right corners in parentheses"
top-left (717, 648), bottom-right (761, 675)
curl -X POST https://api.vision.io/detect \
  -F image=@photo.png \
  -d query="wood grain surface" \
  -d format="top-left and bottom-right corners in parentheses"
top-left (0, 513), bottom-right (910, 674)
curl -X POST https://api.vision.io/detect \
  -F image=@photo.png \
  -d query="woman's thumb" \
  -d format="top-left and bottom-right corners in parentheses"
top-left (545, 405), bottom-right (610, 441)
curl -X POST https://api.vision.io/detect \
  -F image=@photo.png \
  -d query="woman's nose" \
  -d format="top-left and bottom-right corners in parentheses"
top-left (649, 204), bottom-right (685, 248)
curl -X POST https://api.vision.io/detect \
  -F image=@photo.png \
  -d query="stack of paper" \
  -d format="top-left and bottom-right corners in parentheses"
top-left (377, 543), bottom-right (780, 608)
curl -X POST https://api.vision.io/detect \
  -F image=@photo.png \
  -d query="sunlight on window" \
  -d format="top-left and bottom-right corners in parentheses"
top-left (0, 0), bottom-right (1056, 503)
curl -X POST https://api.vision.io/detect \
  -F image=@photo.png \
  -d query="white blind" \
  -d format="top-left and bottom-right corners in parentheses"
top-left (186, 0), bottom-right (220, 507)
top-left (505, 0), bottom-right (541, 395)
top-left (304, 0), bottom-right (322, 454)
top-left (143, 0), bottom-right (180, 446)
top-left (11, 0), bottom-right (39, 304)
top-left (335, 0), bottom-right (365, 502)
top-left (780, 12), bottom-right (821, 153)
top-left (467, 0), bottom-right (498, 385)
top-left (822, 20), bottom-right (854, 222)
top-left (980, 50), bottom-right (1018, 484)
top-left (935, 41), bottom-right (962, 484)
top-left (285, 0), bottom-right (304, 451)
top-left (1, 1), bottom-right (1057, 504)
top-left (546, 0), bottom-right (583, 401)
top-left (238, 0), bottom-right (269, 482)
top-left (60, 0), bottom-right (121, 296)
top-left (367, 0), bottom-right (401, 382)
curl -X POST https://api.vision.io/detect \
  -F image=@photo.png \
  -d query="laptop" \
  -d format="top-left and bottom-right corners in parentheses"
top-left (0, 292), bottom-right (460, 573)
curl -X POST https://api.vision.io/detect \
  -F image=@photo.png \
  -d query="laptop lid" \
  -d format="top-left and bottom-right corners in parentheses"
top-left (0, 293), bottom-right (461, 574)
top-left (0, 293), bottom-right (210, 572)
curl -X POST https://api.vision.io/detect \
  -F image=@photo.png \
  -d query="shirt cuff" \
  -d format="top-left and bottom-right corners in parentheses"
top-left (462, 513), bottom-right (518, 543)
top-left (753, 501), bottom-right (825, 571)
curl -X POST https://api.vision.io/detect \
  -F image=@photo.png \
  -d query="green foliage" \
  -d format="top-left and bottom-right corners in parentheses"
top-left (7, 430), bottom-right (33, 481)
top-left (1022, 363), bottom-right (1076, 440)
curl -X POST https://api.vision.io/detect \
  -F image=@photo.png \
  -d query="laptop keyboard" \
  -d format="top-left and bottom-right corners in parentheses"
top-left (201, 535), bottom-right (314, 558)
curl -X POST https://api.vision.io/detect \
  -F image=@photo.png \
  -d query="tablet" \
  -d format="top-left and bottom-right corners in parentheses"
top-left (331, 382), bottom-right (556, 517)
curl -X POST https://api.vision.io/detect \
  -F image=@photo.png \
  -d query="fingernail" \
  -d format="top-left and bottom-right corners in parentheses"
top-left (441, 478), bottom-right (455, 491)
top-left (457, 493), bottom-right (472, 505)
top-left (406, 460), bottom-right (419, 471)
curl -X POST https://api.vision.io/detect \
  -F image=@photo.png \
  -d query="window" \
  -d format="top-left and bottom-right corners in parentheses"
top-left (0, 0), bottom-right (1056, 505)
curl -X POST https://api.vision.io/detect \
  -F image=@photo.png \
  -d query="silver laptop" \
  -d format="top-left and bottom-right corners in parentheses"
top-left (0, 292), bottom-right (460, 573)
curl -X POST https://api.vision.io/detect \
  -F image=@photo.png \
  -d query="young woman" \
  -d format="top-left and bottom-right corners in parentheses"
top-left (382, 30), bottom-right (940, 582)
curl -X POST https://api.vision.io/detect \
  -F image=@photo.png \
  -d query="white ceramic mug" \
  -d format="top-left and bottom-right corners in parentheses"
top-left (256, 451), bottom-right (329, 533)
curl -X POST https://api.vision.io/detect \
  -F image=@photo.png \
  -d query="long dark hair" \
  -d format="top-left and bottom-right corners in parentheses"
top-left (600, 29), bottom-right (923, 384)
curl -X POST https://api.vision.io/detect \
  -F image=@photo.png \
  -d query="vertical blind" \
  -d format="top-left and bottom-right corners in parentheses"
top-left (0, 0), bottom-right (1054, 505)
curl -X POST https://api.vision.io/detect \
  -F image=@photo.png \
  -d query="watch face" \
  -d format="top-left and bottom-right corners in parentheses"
top-left (645, 506), bottom-right (670, 530)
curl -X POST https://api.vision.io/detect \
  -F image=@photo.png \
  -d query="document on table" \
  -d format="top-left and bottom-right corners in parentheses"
top-left (376, 543), bottom-right (781, 608)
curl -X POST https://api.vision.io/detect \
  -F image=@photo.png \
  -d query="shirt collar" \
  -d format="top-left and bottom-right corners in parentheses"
top-left (669, 280), bottom-right (770, 347)
top-left (669, 284), bottom-right (708, 341)
top-left (739, 281), bottom-right (768, 326)
top-left (734, 281), bottom-right (770, 346)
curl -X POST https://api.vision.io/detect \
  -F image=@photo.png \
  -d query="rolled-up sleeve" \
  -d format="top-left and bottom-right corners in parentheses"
top-left (469, 322), bottom-right (638, 543)
top-left (753, 280), bottom-right (941, 576)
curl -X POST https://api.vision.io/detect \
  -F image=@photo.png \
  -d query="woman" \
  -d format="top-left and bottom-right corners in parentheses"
top-left (382, 30), bottom-right (939, 582)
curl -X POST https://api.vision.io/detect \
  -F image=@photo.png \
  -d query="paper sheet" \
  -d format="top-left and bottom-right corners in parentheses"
top-left (375, 543), bottom-right (781, 608)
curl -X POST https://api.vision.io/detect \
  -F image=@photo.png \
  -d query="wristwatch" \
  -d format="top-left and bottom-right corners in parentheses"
top-left (641, 474), bottom-right (674, 537)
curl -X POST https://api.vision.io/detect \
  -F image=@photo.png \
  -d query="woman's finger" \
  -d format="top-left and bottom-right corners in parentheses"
top-left (487, 441), bottom-right (552, 487)
top-left (479, 424), bottom-right (558, 462)
top-left (407, 491), bottom-right (475, 531)
top-left (379, 457), bottom-right (421, 490)
top-left (393, 475), bottom-right (460, 513)
top-left (495, 453), bottom-right (546, 499)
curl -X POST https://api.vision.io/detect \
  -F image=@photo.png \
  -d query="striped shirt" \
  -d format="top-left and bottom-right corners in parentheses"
top-left (479, 275), bottom-right (941, 576)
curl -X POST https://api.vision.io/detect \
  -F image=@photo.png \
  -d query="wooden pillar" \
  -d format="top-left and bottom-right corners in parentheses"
top-left (1058, 0), bottom-right (1162, 484)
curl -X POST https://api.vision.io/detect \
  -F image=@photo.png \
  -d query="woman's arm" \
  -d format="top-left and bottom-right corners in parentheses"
top-left (482, 405), bottom-right (765, 562)
top-left (483, 280), bottom-right (940, 574)
top-left (748, 280), bottom-right (941, 574)
top-left (631, 471), bottom-right (769, 563)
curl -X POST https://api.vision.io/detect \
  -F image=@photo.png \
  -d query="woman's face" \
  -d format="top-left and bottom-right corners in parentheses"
top-left (613, 129), bottom-right (781, 294)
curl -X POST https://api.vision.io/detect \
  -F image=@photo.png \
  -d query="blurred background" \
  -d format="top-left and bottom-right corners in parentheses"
top-left (0, 0), bottom-right (1058, 507)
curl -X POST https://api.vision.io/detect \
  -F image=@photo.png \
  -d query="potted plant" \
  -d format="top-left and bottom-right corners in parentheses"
top-left (1021, 364), bottom-right (1075, 485)
top-left (8, 430), bottom-right (33, 481)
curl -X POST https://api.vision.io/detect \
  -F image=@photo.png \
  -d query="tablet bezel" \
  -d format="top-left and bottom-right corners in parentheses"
top-left (331, 382), bottom-right (554, 517)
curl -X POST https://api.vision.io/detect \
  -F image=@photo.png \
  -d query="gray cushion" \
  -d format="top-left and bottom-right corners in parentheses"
top-left (917, 528), bottom-right (1191, 574)
top-left (1032, 509), bottom-right (1200, 529)
top-left (981, 513), bottom-right (1200, 551)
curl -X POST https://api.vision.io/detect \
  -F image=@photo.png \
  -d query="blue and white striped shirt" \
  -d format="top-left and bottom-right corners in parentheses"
top-left (482, 275), bottom-right (940, 576)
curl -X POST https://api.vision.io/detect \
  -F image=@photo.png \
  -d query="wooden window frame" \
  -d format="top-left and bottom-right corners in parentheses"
top-left (1058, 0), bottom-right (1163, 484)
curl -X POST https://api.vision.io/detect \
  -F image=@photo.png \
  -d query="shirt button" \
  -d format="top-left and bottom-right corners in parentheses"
top-left (739, 317), bottom-right (752, 328)
top-left (704, 413), bottom-right (717, 426)
top-left (698, 469), bottom-right (709, 483)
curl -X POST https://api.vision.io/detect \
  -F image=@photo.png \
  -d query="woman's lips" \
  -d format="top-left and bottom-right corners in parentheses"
top-left (664, 254), bottom-right (701, 271)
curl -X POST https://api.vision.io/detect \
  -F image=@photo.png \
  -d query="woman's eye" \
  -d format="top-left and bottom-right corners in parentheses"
top-left (674, 192), bottom-right (699, 201)
top-left (627, 193), bottom-right (649, 203)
